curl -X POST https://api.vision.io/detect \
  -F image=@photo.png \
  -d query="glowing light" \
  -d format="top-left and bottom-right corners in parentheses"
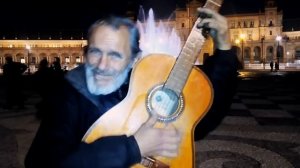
top-left (76, 57), bottom-right (81, 63)
top-left (239, 34), bottom-right (246, 40)
top-left (276, 35), bottom-right (282, 42)
top-left (26, 45), bottom-right (31, 50)
top-left (65, 57), bottom-right (70, 63)
top-left (137, 7), bottom-right (182, 58)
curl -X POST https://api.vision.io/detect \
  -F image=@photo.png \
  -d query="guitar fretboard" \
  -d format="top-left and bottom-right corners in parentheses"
top-left (164, 0), bottom-right (224, 96)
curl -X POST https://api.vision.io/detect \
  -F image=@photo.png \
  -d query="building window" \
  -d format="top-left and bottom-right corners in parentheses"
top-left (230, 22), bottom-right (235, 28)
top-left (248, 34), bottom-right (252, 40)
top-left (21, 57), bottom-right (25, 63)
top-left (270, 31), bottom-right (272, 35)
top-left (31, 57), bottom-right (36, 64)
top-left (65, 57), bottom-right (70, 63)
top-left (269, 21), bottom-right (274, 27)
top-left (243, 21), bottom-right (247, 28)
top-left (76, 57), bottom-right (81, 63)
top-left (181, 23), bottom-right (185, 28)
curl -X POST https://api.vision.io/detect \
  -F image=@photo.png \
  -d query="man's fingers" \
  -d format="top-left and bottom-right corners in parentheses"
top-left (197, 8), bottom-right (217, 19)
top-left (145, 113), bottom-right (158, 127)
top-left (197, 7), bottom-right (224, 22)
top-left (197, 18), bottom-right (214, 28)
top-left (157, 150), bottom-right (178, 158)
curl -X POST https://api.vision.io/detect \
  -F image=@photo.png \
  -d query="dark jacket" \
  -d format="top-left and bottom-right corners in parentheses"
top-left (25, 65), bottom-right (140, 168)
top-left (25, 49), bottom-right (238, 167)
top-left (195, 49), bottom-right (239, 140)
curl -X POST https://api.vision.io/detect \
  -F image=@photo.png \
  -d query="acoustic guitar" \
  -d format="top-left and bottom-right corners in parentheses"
top-left (82, 0), bottom-right (223, 167)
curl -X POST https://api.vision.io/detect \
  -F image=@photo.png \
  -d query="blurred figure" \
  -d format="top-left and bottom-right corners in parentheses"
top-left (50, 57), bottom-right (62, 72)
top-left (2, 56), bottom-right (27, 110)
top-left (48, 56), bottom-right (64, 84)
top-left (33, 59), bottom-right (52, 118)
top-left (270, 61), bottom-right (274, 72)
top-left (274, 61), bottom-right (279, 72)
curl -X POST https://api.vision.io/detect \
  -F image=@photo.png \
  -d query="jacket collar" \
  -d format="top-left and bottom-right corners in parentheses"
top-left (65, 64), bottom-right (101, 108)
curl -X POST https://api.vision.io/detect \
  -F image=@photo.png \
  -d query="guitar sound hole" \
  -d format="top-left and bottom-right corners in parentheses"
top-left (146, 85), bottom-right (184, 122)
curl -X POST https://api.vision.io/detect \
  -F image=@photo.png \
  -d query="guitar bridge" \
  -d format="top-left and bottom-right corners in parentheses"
top-left (141, 157), bottom-right (169, 168)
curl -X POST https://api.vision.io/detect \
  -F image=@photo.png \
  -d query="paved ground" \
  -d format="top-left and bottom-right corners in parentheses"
top-left (0, 71), bottom-right (299, 168)
top-left (195, 71), bottom-right (300, 168)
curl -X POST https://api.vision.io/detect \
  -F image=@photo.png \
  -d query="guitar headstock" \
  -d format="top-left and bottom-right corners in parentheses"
top-left (203, 0), bottom-right (224, 12)
top-left (200, 0), bottom-right (224, 38)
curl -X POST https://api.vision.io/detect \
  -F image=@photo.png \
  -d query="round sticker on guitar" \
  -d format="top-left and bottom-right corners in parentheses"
top-left (146, 84), bottom-right (184, 122)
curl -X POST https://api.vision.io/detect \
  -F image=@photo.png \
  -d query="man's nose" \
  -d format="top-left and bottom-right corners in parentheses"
top-left (97, 55), bottom-right (109, 70)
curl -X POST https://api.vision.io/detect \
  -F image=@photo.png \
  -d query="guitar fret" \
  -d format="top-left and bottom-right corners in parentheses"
top-left (207, 0), bottom-right (221, 7)
top-left (204, 0), bottom-right (222, 11)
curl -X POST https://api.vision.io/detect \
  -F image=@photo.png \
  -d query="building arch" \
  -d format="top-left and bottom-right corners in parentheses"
top-left (29, 53), bottom-right (37, 64)
top-left (71, 53), bottom-right (81, 64)
top-left (50, 53), bottom-right (59, 63)
top-left (244, 47), bottom-right (251, 62)
top-left (266, 46), bottom-right (274, 61)
top-left (253, 46), bottom-right (261, 63)
top-left (61, 53), bottom-right (70, 64)
top-left (4, 53), bottom-right (13, 61)
top-left (16, 53), bottom-right (25, 63)
top-left (39, 53), bottom-right (48, 63)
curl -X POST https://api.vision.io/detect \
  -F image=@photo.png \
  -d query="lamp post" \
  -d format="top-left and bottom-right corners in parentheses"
top-left (276, 35), bottom-right (282, 62)
top-left (26, 45), bottom-right (31, 74)
top-left (239, 34), bottom-right (246, 68)
top-left (261, 36), bottom-right (265, 69)
top-left (282, 35), bottom-right (289, 62)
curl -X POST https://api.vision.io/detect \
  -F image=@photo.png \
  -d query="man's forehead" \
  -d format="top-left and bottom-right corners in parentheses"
top-left (96, 25), bottom-right (129, 36)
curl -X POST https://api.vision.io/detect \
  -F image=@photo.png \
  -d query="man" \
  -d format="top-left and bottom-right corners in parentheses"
top-left (270, 61), bottom-right (274, 72)
top-left (25, 7), bottom-right (238, 168)
top-left (2, 56), bottom-right (27, 110)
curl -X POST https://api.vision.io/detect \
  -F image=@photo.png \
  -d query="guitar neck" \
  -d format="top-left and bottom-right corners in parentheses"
top-left (165, 0), bottom-right (224, 95)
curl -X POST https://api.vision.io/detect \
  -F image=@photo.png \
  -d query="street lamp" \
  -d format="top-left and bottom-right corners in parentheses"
top-left (261, 36), bottom-right (265, 69)
top-left (26, 45), bottom-right (31, 74)
top-left (276, 35), bottom-right (282, 62)
top-left (239, 33), bottom-right (246, 68)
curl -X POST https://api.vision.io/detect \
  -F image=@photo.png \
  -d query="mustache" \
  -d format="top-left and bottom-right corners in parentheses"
top-left (92, 68), bottom-right (117, 76)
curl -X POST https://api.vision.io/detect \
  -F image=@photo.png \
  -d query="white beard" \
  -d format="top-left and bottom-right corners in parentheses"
top-left (85, 64), bottom-right (131, 95)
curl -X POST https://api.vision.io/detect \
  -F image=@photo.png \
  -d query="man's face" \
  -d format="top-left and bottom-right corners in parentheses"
top-left (85, 25), bottom-right (133, 95)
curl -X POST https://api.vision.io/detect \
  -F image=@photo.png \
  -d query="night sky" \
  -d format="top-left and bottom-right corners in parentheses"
top-left (0, 0), bottom-right (299, 39)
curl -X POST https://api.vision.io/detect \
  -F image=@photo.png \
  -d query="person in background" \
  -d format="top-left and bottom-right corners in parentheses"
top-left (274, 60), bottom-right (279, 72)
top-left (2, 56), bottom-right (27, 110)
top-left (270, 61), bottom-right (274, 72)
top-left (33, 58), bottom-right (52, 119)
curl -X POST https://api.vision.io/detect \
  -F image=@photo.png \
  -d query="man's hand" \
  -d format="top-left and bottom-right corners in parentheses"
top-left (197, 7), bottom-right (231, 50)
top-left (134, 115), bottom-right (181, 158)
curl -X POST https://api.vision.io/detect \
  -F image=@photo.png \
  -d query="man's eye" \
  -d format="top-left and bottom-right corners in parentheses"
top-left (109, 52), bottom-right (122, 59)
top-left (88, 49), bottom-right (97, 53)
top-left (88, 48), bottom-right (102, 56)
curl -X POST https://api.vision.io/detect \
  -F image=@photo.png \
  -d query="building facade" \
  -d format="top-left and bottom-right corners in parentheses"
top-left (1, 0), bottom-right (300, 72)
top-left (226, 0), bottom-right (300, 69)
top-left (0, 40), bottom-right (86, 73)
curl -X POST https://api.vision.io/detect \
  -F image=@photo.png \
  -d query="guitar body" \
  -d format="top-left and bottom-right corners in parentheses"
top-left (83, 54), bottom-right (213, 168)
